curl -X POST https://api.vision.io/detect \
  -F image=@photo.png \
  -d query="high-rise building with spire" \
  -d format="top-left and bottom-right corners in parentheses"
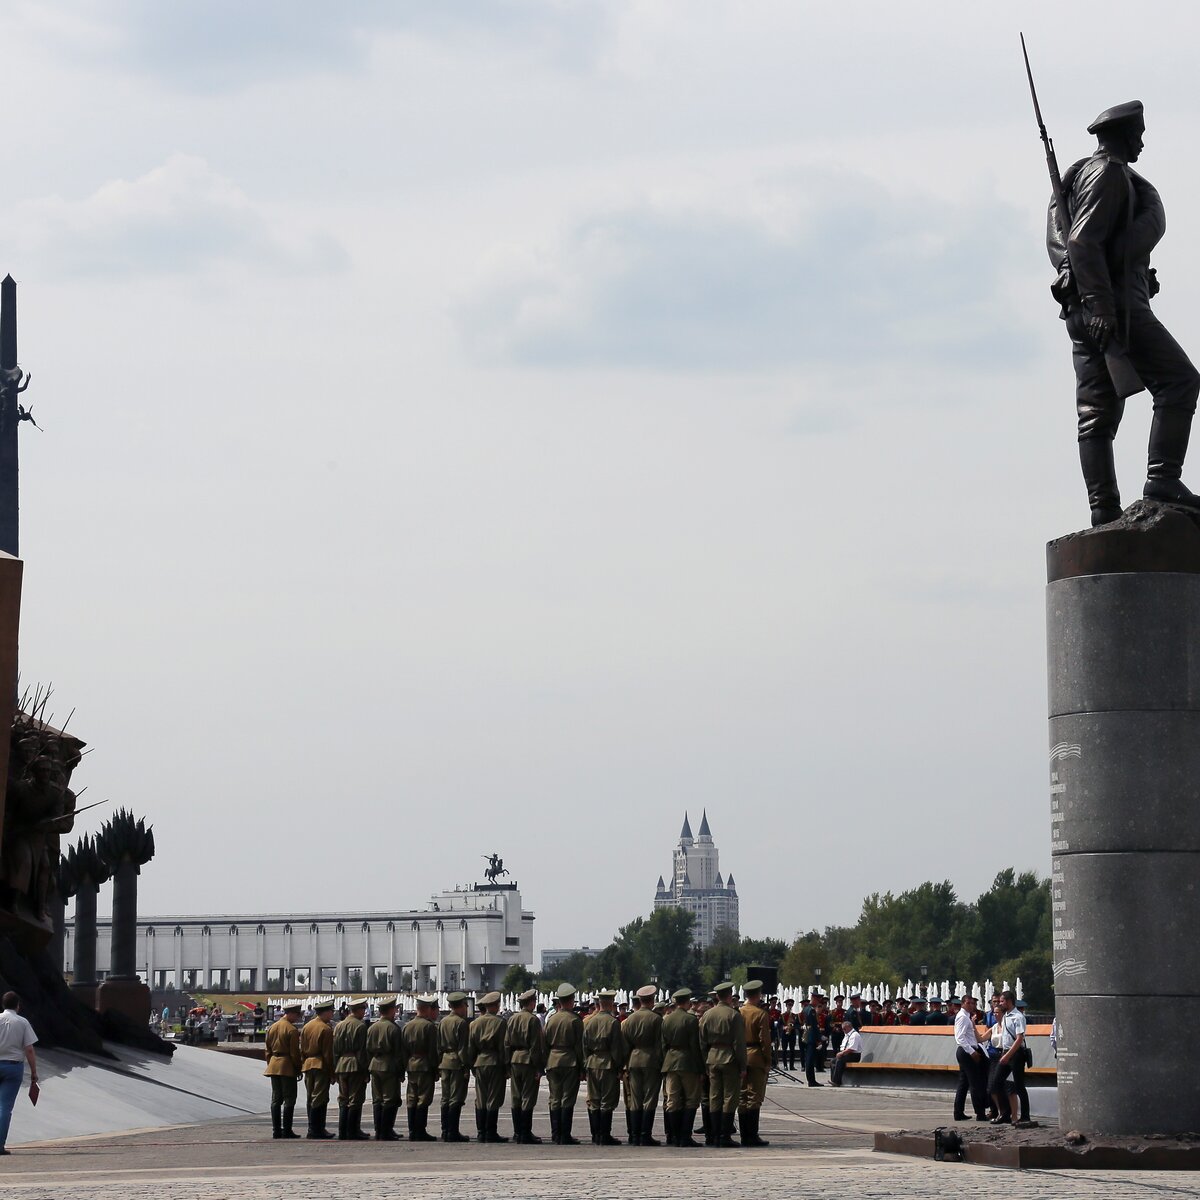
top-left (653, 811), bottom-right (739, 949)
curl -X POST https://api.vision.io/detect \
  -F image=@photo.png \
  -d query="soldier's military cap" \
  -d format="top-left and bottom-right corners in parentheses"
top-left (349, 998), bottom-right (368, 1009)
top-left (928, 996), bottom-right (942, 1004)
top-left (376, 996), bottom-right (398, 1010)
top-left (314, 1000), bottom-right (335, 1013)
top-left (517, 988), bottom-right (538, 1003)
top-left (416, 993), bottom-right (438, 1006)
top-left (654, 1003), bottom-right (668, 1014)
top-left (636, 984), bottom-right (657, 1000)
top-left (556, 983), bottom-right (577, 999)
top-left (743, 979), bottom-right (763, 993)
top-left (447, 991), bottom-right (468, 1005)
top-left (672, 987), bottom-right (693, 1001)
top-left (1088, 100), bottom-right (1144, 134)
top-left (597, 988), bottom-right (618, 999)
top-left (479, 991), bottom-right (501, 1005)
top-left (714, 981), bottom-right (735, 995)
top-left (282, 1001), bottom-right (302, 1013)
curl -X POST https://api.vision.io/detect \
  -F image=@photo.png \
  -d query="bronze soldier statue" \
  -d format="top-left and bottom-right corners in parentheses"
top-left (1045, 99), bottom-right (1200, 524)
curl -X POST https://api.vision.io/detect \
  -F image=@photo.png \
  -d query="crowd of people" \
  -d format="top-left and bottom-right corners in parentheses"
top-left (263, 979), bottom-right (779, 1148)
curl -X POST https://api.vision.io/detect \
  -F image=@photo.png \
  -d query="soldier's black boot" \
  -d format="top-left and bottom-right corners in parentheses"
top-left (440, 1104), bottom-right (451, 1142)
top-left (524, 1108), bottom-right (542, 1144)
top-left (679, 1108), bottom-right (701, 1148)
top-left (310, 1104), bottom-right (334, 1139)
top-left (281, 1105), bottom-right (300, 1139)
top-left (588, 1109), bottom-right (600, 1145)
top-left (549, 1108), bottom-right (561, 1144)
top-left (270, 1103), bottom-right (282, 1139)
top-left (373, 1103), bottom-right (385, 1139)
top-left (702, 1105), bottom-right (715, 1146)
top-left (641, 1109), bottom-right (661, 1147)
top-left (626, 1108), bottom-right (638, 1145)
top-left (560, 1106), bottom-right (580, 1145)
top-left (380, 1103), bottom-right (401, 1141)
top-left (488, 1107), bottom-right (509, 1143)
top-left (510, 1107), bottom-right (525, 1143)
top-left (741, 1108), bottom-right (768, 1147)
top-left (663, 1109), bottom-right (676, 1145)
top-left (1145, 408), bottom-right (1200, 509)
top-left (350, 1104), bottom-right (371, 1140)
top-left (337, 1105), bottom-right (349, 1141)
top-left (448, 1104), bottom-right (469, 1143)
top-left (415, 1106), bottom-right (436, 1142)
top-left (719, 1111), bottom-right (740, 1148)
top-left (475, 1106), bottom-right (487, 1142)
top-left (600, 1110), bottom-right (621, 1146)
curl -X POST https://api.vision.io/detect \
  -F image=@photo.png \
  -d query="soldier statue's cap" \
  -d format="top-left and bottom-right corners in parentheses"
top-left (743, 979), bottom-right (763, 993)
top-left (1088, 99), bottom-right (1144, 135)
top-left (636, 985), bottom-right (657, 1000)
top-left (672, 987), bottom-right (693, 1001)
top-left (517, 988), bottom-right (538, 1003)
top-left (713, 981), bottom-right (735, 995)
top-left (314, 1000), bottom-right (335, 1012)
top-left (556, 983), bottom-right (577, 999)
top-left (479, 991), bottom-right (501, 1006)
top-left (447, 991), bottom-right (468, 1005)
top-left (597, 988), bottom-right (618, 999)
top-left (376, 996), bottom-right (398, 1010)
top-left (282, 1001), bottom-right (302, 1013)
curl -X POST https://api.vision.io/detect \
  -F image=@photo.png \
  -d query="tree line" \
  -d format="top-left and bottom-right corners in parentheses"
top-left (506, 868), bottom-right (1053, 1011)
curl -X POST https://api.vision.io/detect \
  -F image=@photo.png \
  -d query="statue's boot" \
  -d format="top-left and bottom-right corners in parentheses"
top-left (1145, 408), bottom-right (1200, 509)
top-left (1079, 437), bottom-right (1123, 525)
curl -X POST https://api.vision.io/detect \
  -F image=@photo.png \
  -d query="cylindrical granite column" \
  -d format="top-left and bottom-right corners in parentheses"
top-left (1047, 505), bottom-right (1200, 1136)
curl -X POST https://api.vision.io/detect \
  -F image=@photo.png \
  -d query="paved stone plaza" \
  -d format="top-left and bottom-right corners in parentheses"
top-left (1, 1083), bottom-right (1193, 1199)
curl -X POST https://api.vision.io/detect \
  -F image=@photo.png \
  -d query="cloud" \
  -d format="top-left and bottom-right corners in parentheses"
top-left (11, 154), bottom-right (347, 278)
top-left (32, 0), bottom-right (608, 91)
top-left (455, 170), bottom-right (1036, 372)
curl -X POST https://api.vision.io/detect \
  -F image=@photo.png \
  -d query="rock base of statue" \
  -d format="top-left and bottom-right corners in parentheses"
top-left (1047, 499), bottom-right (1200, 1136)
top-left (96, 978), bottom-right (151, 1026)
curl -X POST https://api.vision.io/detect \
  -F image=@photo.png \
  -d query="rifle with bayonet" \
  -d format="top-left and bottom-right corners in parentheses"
top-left (1020, 32), bottom-right (1144, 400)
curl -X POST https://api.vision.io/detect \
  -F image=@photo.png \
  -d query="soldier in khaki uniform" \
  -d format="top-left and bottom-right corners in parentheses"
top-left (621, 984), bottom-right (664, 1146)
top-left (263, 1002), bottom-right (304, 1139)
top-left (583, 989), bottom-right (626, 1146)
top-left (466, 991), bottom-right (508, 1143)
top-left (505, 987), bottom-right (546, 1144)
top-left (403, 995), bottom-right (440, 1141)
top-left (333, 998), bottom-right (371, 1140)
top-left (661, 987), bottom-right (703, 1147)
top-left (543, 982), bottom-right (585, 1144)
top-left (300, 999), bottom-right (336, 1139)
top-left (738, 981), bottom-right (772, 1147)
top-left (437, 991), bottom-right (471, 1143)
top-left (365, 996), bottom-right (403, 1141)
top-left (699, 981), bottom-right (747, 1148)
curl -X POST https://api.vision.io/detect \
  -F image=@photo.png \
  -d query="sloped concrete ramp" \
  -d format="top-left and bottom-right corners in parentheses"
top-left (11, 1044), bottom-right (267, 1145)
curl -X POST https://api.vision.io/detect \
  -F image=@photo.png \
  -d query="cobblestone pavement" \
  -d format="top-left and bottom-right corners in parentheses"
top-left (1, 1085), bottom-right (1194, 1199)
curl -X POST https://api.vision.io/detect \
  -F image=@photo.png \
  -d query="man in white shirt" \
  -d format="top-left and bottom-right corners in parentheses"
top-left (829, 1021), bottom-right (862, 1086)
top-left (0, 991), bottom-right (38, 1154)
top-left (989, 989), bottom-right (1027, 1125)
top-left (952, 995), bottom-right (989, 1121)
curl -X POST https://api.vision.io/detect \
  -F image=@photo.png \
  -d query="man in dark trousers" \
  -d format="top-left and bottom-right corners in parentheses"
top-left (952, 995), bottom-right (989, 1122)
top-left (802, 993), bottom-right (823, 1087)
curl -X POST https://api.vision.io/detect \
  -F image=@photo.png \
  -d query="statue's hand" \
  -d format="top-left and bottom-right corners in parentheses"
top-left (1086, 314), bottom-right (1114, 351)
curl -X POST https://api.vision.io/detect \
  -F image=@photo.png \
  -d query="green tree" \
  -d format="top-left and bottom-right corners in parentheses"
top-left (989, 950), bottom-right (1054, 1012)
top-left (779, 931), bottom-right (827, 988)
top-left (635, 908), bottom-right (699, 990)
top-left (501, 964), bottom-right (534, 994)
top-left (738, 936), bottom-right (788, 966)
top-left (974, 870), bottom-right (1051, 970)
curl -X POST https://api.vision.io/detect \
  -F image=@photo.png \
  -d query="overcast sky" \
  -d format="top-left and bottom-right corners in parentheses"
top-left (4, 2), bottom-right (1198, 956)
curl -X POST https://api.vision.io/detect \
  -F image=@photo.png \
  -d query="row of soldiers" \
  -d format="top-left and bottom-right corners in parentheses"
top-left (264, 978), bottom-right (775, 1148)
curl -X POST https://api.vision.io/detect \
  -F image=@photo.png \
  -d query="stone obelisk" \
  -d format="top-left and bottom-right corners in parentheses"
top-left (1047, 501), bottom-right (1200, 1135)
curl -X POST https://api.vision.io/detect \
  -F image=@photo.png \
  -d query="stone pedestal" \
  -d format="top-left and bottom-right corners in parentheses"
top-left (96, 978), bottom-right (151, 1025)
top-left (1047, 500), bottom-right (1200, 1136)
